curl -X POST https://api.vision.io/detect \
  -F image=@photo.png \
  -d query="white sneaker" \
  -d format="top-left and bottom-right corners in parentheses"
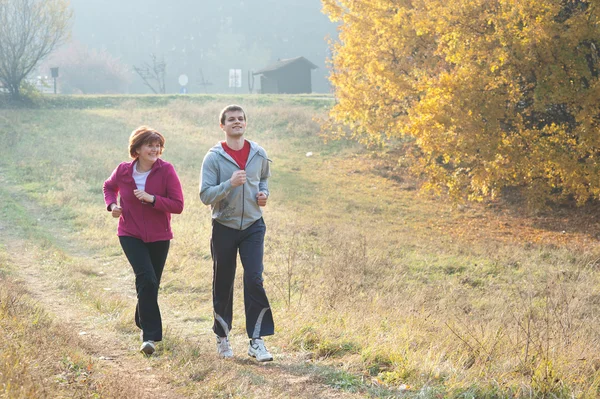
top-left (248, 338), bottom-right (273, 362)
top-left (216, 336), bottom-right (233, 358)
top-left (140, 341), bottom-right (156, 355)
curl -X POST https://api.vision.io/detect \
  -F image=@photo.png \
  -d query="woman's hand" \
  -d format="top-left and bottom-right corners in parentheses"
top-left (110, 203), bottom-right (122, 218)
top-left (134, 189), bottom-right (155, 204)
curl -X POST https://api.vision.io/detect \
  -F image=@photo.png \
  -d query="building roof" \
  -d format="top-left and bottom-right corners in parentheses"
top-left (253, 56), bottom-right (318, 75)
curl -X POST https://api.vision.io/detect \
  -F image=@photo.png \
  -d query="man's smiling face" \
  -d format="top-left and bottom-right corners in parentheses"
top-left (221, 110), bottom-right (246, 138)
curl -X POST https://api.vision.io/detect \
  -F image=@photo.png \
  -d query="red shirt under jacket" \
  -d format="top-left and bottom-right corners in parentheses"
top-left (221, 140), bottom-right (251, 170)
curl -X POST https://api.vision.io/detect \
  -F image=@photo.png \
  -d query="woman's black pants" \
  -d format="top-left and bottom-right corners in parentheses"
top-left (119, 236), bottom-right (170, 342)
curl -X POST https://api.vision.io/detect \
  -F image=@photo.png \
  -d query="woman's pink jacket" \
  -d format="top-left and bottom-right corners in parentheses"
top-left (103, 158), bottom-right (184, 243)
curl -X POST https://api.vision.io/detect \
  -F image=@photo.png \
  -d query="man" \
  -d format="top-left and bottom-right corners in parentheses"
top-left (199, 104), bottom-right (274, 362)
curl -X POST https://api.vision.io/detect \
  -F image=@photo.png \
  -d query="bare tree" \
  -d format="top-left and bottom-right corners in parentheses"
top-left (0, 0), bottom-right (72, 101)
top-left (133, 54), bottom-right (166, 94)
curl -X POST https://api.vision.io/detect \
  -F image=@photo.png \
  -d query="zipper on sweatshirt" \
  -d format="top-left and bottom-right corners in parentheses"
top-left (240, 184), bottom-right (245, 230)
top-left (215, 151), bottom-right (245, 229)
top-left (131, 161), bottom-right (160, 242)
top-left (143, 203), bottom-right (149, 242)
top-left (215, 148), bottom-right (261, 230)
top-left (239, 151), bottom-right (260, 230)
top-left (141, 165), bottom-right (157, 242)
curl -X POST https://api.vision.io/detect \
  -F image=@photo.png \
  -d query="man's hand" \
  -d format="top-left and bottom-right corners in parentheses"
top-left (134, 189), bottom-right (155, 204)
top-left (230, 170), bottom-right (247, 187)
top-left (257, 191), bottom-right (268, 207)
top-left (110, 203), bottom-right (122, 218)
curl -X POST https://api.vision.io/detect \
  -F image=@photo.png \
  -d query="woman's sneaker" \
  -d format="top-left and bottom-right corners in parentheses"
top-left (140, 341), bottom-right (156, 355)
top-left (216, 336), bottom-right (233, 358)
top-left (248, 338), bottom-right (273, 362)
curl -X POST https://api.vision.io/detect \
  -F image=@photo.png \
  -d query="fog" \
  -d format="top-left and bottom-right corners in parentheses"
top-left (48, 0), bottom-right (337, 94)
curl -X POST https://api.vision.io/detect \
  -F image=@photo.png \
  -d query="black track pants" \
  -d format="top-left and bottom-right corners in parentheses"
top-left (119, 236), bottom-right (170, 342)
top-left (211, 218), bottom-right (274, 339)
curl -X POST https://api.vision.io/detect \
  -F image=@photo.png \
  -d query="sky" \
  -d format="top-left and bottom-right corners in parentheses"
top-left (59, 0), bottom-right (338, 94)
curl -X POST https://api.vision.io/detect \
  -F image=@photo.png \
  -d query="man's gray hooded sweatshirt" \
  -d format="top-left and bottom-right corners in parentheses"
top-left (200, 140), bottom-right (270, 230)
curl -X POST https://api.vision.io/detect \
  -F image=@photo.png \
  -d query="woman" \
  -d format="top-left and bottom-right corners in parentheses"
top-left (103, 126), bottom-right (184, 355)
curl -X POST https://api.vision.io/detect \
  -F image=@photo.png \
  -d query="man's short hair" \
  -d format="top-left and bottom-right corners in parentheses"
top-left (219, 104), bottom-right (246, 125)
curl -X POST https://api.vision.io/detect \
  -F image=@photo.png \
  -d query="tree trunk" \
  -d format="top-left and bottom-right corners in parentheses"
top-left (9, 82), bottom-right (21, 101)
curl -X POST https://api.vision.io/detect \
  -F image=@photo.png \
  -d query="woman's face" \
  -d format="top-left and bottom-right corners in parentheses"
top-left (136, 141), bottom-right (161, 164)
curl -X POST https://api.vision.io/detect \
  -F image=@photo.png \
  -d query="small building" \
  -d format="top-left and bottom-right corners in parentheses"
top-left (253, 56), bottom-right (318, 94)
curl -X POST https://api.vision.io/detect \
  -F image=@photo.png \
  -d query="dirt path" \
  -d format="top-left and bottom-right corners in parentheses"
top-left (0, 226), bottom-right (181, 398)
top-left (0, 184), bottom-right (368, 398)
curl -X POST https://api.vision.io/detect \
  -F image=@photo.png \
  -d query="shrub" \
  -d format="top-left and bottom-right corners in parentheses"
top-left (40, 41), bottom-right (131, 94)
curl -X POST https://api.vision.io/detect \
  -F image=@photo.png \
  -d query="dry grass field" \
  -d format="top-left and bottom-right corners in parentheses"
top-left (1, 95), bottom-right (599, 398)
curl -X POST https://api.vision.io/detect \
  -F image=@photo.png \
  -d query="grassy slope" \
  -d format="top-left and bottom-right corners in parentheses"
top-left (1, 95), bottom-right (599, 398)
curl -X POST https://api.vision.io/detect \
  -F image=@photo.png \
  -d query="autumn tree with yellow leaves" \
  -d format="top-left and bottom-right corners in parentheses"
top-left (323, 0), bottom-right (600, 205)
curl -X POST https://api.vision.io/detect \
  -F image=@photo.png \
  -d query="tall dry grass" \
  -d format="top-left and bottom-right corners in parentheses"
top-left (1, 97), bottom-right (600, 397)
top-left (0, 276), bottom-right (151, 398)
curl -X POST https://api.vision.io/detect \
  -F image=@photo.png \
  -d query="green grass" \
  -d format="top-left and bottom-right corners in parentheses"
top-left (1, 95), bottom-right (599, 398)
top-left (0, 92), bottom-right (335, 110)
